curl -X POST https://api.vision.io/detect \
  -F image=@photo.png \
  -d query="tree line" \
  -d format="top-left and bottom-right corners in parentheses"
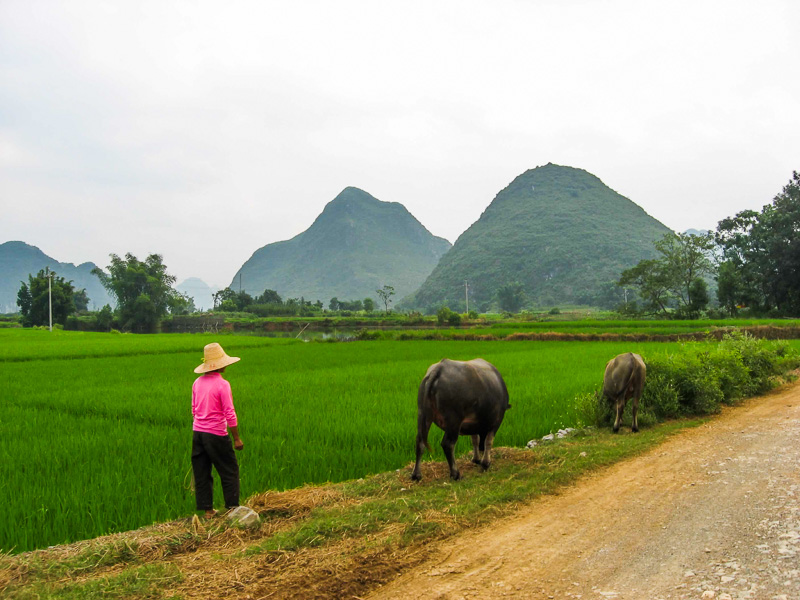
top-left (16, 252), bottom-right (397, 332)
top-left (618, 171), bottom-right (800, 318)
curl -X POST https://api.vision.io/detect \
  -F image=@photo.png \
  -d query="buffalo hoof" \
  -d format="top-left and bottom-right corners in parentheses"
top-left (612, 426), bottom-right (620, 434)
top-left (450, 470), bottom-right (462, 481)
top-left (631, 426), bottom-right (639, 433)
top-left (410, 471), bottom-right (422, 482)
top-left (471, 457), bottom-right (482, 465)
top-left (480, 461), bottom-right (490, 471)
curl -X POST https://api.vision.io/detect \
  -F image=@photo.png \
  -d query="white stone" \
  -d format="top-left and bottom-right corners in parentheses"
top-left (718, 594), bottom-right (732, 600)
top-left (701, 591), bottom-right (716, 599)
top-left (226, 505), bottom-right (260, 528)
top-left (526, 439), bottom-right (539, 448)
top-left (542, 433), bottom-right (555, 441)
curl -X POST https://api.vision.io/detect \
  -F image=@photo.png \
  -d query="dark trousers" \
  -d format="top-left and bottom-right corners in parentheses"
top-left (191, 431), bottom-right (240, 511)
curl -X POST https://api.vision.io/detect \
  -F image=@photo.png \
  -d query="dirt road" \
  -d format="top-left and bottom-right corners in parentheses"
top-left (368, 384), bottom-right (800, 600)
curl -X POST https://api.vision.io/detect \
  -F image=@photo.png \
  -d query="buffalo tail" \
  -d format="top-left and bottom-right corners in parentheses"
top-left (418, 364), bottom-right (442, 452)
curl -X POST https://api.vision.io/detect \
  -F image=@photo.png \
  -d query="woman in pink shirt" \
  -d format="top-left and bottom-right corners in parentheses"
top-left (192, 342), bottom-right (244, 518)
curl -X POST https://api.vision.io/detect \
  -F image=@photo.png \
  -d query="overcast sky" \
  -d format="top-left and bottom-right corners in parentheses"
top-left (1, 1), bottom-right (798, 288)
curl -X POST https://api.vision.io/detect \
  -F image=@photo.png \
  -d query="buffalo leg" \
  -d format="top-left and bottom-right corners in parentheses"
top-left (471, 435), bottom-right (482, 464)
top-left (612, 397), bottom-right (624, 433)
top-left (441, 430), bottom-right (461, 480)
top-left (480, 431), bottom-right (495, 471)
top-left (631, 394), bottom-right (639, 433)
top-left (411, 417), bottom-right (432, 481)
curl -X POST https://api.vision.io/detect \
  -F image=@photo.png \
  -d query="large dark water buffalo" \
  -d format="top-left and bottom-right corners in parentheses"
top-left (411, 358), bottom-right (510, 481)
top-left (603, 352), bottom-right (646, 433)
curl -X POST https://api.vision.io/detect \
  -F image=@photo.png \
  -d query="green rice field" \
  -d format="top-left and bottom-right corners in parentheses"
top-left (2, 328), bottom-right (793, 553)
top-left (339, 318), bottom-right (800, 341)
top-left (486, 318), bottom-right (800, 336)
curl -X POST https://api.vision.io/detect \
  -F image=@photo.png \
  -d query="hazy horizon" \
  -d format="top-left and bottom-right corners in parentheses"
top-left (2, 1), bottom-right (798, 288)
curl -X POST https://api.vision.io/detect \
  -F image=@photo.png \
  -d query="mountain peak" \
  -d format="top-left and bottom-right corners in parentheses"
top-left (0, 242), bottom-right (113, 312)
top-left (402, 165), bottom-right (671, 311)
top-left (232, 188), bottom-right (451, 302)
top-left (323, 187), bottom-right (403, 214)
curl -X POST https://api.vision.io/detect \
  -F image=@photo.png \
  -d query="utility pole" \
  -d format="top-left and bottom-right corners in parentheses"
top-left (46, 266), bottom-right (53, 332)
top-left (464, 280), bottom-right (469, 314)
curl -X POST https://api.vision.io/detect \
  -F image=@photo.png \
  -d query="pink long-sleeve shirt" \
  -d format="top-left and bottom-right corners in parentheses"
top-left (192, 372), bottom-right (238, 436)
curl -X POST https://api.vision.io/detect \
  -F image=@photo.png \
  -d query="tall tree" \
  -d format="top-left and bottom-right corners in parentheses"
top-left (654, 232), bottom-right (715, 308)
top-left (376, 285), bottom-right (395, 313)
top-left (73, 288), bottom-right (90, 312)
top-left (716, 171), bottom-right (800, 314)
top-left (168, 291), bottom-right (196, 315)
top-left (618, 232), bottom-right (714, 317)
top-left (17, 269), bottom-right (76, 327)
top-left (256, 289), bottom-right (282, 304)
top-left (497, 282), bottom-right (526, 313)
top-left (212, 287), bottom-right (237, 310)
top-left (92, 253), bottom-right (176, 333)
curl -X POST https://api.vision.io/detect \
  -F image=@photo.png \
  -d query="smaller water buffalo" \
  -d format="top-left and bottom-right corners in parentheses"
top-left (603, 352), bottom-right (646, 433)
top-left (411, 358), bottom-right (510, 481)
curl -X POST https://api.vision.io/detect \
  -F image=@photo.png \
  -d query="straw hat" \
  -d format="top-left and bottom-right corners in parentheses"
top-left (194, 343), bottom-right (240, 374)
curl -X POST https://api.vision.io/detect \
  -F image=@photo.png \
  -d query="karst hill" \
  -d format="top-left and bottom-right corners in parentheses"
top-left (0, 241), bottom-right (113, 313)
top-left (401, 163), bottom-right (672, 310)
top-left (231, 187), bottom-right (452, 303)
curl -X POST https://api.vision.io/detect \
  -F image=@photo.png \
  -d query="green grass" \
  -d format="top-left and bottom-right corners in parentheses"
top-left (347, 318), bottom-right (800, 341)
top-left (488, 318), bottom-right (800, 334)
top-left (0, 328), bottom-right (296, 362)
top-left (247, 419), bottom-right (704, 555)
top-left (3, 328), bottom-right (796, 555)
top-left (4, 563), bottom-right (183, 600)
top-left (2, 419), bottom-right (706, 600)
top-left (1, 328), bottom-right (698, 554)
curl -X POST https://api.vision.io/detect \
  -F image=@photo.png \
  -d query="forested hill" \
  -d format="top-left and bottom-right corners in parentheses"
top-left (400, 164), bottom-right (672, 311)
top-left (0, 241), bottom-right (113, 313)
top-left (231, 187), bottom-right (452, 303)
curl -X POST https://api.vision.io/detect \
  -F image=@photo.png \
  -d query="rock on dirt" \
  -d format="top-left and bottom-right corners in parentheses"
top-left (226, 506), bottom-right (260, 528)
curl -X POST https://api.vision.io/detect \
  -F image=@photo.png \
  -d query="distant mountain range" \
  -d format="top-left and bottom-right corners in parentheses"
top-left (0, 241), bottom-right (113, 313)
top-left (4, 166), bottom-right (686, 316)
top-left (401, 163), bottom-right (673, 310)
top-left (683, 228), bottom-right (711, 237)
top-left (231, 187), bottom-right (451, 304)
top-left (176, 277), bottom-right (217, 312)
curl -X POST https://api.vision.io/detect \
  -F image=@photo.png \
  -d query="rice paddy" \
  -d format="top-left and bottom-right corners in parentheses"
top-left (1, 327), bottom-right (786, 553)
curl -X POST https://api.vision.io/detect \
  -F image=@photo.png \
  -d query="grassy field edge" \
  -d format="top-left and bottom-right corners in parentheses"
top-left (1, 414), bottom-right (713, 599)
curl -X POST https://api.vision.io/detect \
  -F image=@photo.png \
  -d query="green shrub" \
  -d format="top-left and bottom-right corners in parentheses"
top-left (641, 369), bottom-right (681, 418)
top-left (575, 390), bottom-right (610, 427)
top-left (605, 333), bottom-right (799, 427)
top-left (437, 306), bottom-right (454, 325)
top-left (355, 329), bottom-right (381, 341)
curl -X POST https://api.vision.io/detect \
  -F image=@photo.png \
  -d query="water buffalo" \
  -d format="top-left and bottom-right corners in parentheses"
top-left (411, 358), bottom-right (510, 481)
top-left (603, 352), bottom-right (646, 433)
